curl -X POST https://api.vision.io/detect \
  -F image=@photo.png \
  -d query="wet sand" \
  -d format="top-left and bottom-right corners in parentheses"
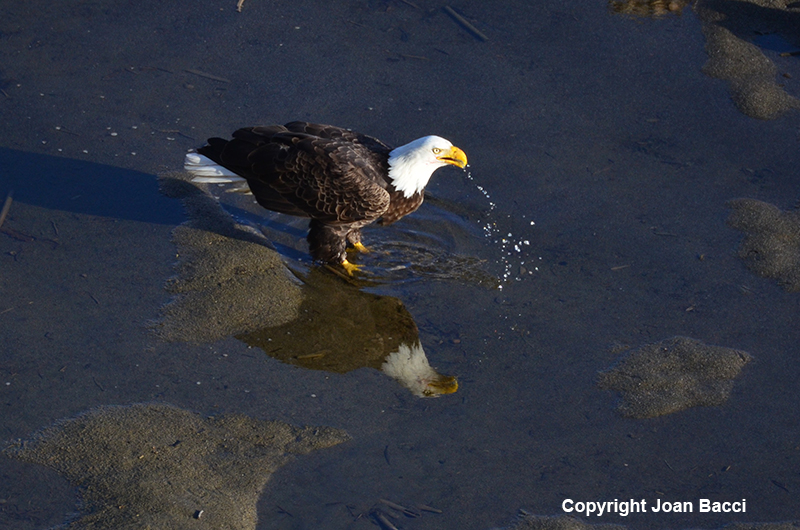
top-left (4, 403), bottom-right (349, 529)
top-left (1, 1), bottom-right (800, 529)
top-left (597, 336), bottom-right (752, 419)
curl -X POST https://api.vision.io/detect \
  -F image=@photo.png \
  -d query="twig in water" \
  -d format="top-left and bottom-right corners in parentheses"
top-left (443, 6), bottom-right (488, 41)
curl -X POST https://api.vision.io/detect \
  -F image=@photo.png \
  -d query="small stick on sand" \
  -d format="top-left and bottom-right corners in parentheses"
top-left (237, 0), bottom-right (245, 12)
top-left (378, 499), bottom-right (420, 517)
top-left (373, 512), bottom-right (399, 530)
top-left (443, 6), bottom-right (488, 42)
top-left (157, 129), bottom-right (196, 140)
top-left (0, 227), bottom-right (34, 243)
top-left (92, 376), bottom-right (105, 392)
top-left (398, 53), bottom-right (429, 61)
top-left (55, 126), bottom-right (80, 136)
top-left (295, 352), bottom-right (327, 360)
top-left (0, 191), bottom-right (13, 230)
top-left (185, 69), bottom-right (232, 83)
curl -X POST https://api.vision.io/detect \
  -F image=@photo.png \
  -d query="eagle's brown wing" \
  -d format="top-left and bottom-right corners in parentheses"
top-left (198, 124), bottom-right (392, 224)
top-left (282, 121), bottom-right (394, 156)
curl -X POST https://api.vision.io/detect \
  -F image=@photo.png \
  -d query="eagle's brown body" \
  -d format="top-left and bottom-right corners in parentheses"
top-left (197, 122), bottom-right (424, 265)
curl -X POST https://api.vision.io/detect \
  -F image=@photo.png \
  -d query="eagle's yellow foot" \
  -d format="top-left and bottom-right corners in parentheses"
top-left (341, 259), bottom-right (362, 276)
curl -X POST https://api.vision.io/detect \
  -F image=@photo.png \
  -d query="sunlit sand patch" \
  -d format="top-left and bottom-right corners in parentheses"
top-left (155, 171), bottom-right (303, 342)
top-left (597, 336), bottom-right (752, 419)
top-left (701, 24), bottom-right (800, 120)
top-left (727, 198), bottom-right (800, 292)
top-left (3, 403), bottom-right (349, 530)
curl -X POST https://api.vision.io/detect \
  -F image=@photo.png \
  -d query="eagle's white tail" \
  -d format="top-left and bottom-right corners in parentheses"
top-left (184, 153), bottom-right (247, 184)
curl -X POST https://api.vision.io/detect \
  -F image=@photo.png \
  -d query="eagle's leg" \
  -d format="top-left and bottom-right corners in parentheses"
top-left (346, 229), bottom-right (369, 253)
top-left (308, 220), bottom-right (361, 275)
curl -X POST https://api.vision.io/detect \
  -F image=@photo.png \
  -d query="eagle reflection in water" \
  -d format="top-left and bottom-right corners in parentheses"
top-left (237, 269), bottom-right (458, 398)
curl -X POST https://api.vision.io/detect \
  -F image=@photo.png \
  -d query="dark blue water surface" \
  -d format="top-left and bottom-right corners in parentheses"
top-left (1, 1), bottom-right (798, 529)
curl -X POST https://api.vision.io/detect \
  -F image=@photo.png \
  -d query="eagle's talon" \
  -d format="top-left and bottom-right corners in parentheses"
top-left (351, 242), bottom-right (369, 253)
top-left (341, 259), bottom-right (362, 276)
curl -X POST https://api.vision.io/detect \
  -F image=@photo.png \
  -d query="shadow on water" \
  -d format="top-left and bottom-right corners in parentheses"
top-left (0, 147), bottom-right (184, 225)
top-left (699, 0), bottom-right (800, 47)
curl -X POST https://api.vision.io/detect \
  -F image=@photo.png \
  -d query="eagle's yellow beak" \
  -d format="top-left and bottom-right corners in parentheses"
top-left (437, 146), bottom-right (468, 168)
top-left (422, 375), bottom-right (459, 396)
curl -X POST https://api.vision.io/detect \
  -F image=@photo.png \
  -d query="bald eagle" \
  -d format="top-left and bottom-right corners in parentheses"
top-left (184, 121), bottom-right (467, 274)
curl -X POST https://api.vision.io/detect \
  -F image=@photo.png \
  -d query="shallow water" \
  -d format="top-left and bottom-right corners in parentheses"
top-left (1, 1), bottom-right (799, 529)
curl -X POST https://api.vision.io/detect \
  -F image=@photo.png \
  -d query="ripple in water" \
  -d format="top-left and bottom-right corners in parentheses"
top-left (203, 171), bottom-right (539, 288)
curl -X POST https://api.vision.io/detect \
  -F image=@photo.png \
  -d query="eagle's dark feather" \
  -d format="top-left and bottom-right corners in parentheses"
top-left (196, 121), bottom-right (425, 265)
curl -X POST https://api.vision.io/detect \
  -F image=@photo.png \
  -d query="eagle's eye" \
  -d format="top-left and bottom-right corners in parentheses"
top-left (432, 147), bottom-right (442, 154)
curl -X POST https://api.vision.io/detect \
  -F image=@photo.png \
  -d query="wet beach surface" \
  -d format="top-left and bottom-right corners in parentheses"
top-left (1, 1), bottom-right (799, 529)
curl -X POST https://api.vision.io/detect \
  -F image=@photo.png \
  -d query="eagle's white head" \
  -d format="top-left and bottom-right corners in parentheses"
top-left (387, 136), bottom-right (468, 198)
